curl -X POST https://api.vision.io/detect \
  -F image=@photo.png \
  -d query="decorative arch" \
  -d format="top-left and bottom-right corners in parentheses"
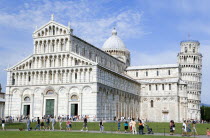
top-left (43, 86), bottom-right (56, 95)
top-left (82, 86), bottom-right (92, 94)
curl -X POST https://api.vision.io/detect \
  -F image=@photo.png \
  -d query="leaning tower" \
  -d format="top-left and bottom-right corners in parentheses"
top-left (178, 40), bottom-right (202, 120)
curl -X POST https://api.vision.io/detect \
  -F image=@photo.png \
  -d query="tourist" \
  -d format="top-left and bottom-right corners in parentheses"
top-left (26, 118), bottom-right (31, 131)
top-left (40, 118), bottom-right (45, 131)
top-left (192, 120), bottom-right (198, 136)
top-left (59, 118), bottom-right (62, 130)
top-left (138, 120), bottom-right (144, 135)
top-left (169, 120), bottom-right (175, 135)
top-left (182, 120), bottom-right (187, 136)
top-left (131, 118), bottom-right (136, 134)
top-left (51, 117), bottom-right (56, 131)
top-left (124, 121), bottom-right (128, 133)
top-left (46, 117), bottom-right (50, 130)
top-left (186, 120), bottom-right (192, 136)
top-left (99, 120), bottom-right (104, 133)
top-left (117, 119), bottom-right (121, 132)
top-left (66, 119), bottom-right (71, 131)
top-left (1, 118), bottom-right (5, 131)
top-left (81, 115), bottom-right (88, 132)
top-left (129, 120), bottom-right (132, 132)
top-left (35, 117), bottom-right (41, 130)
top-left (207, 128), bottom-right (210, 137)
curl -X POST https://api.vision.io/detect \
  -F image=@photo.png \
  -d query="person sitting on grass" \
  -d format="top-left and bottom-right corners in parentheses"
top-left (207, 128), bottom-right (210, 137)
top-left (124, 121), bottom-right (128, 133)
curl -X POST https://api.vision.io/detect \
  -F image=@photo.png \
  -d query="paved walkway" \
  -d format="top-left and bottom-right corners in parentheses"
top-left (0, 129), bottom-right (209, 137)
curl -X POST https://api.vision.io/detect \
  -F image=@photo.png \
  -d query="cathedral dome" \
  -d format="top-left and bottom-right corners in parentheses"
top-left (102, 28), bottom-right (126, 50)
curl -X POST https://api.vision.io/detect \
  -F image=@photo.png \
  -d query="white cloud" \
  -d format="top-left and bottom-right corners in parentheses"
top-left (0, 0), bottom-right (147, 47)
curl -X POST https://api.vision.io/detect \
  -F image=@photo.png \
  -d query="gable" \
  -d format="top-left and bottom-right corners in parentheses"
top-left (33, 21), bottom-right (69, 38)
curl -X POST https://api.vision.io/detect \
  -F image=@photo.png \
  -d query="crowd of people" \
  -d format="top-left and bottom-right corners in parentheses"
top-left (1, 116), bottom-right (210, 136)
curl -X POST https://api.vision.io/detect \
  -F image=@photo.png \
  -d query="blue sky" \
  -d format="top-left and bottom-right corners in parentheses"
top-left (0, 0), bottom-right (209, 104)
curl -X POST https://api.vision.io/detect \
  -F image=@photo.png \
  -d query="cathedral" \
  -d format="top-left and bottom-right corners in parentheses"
top-left (4, 16), bottom-right (202, 122)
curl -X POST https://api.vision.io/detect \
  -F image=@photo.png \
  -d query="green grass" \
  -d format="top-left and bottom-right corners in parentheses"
top-left (0, 131), bottom-right (182, 138)
top-left (2, 122), bottom-right (209, 135)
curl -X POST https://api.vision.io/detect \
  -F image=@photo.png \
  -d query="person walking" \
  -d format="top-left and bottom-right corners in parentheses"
top-left (192, 120), bottom-right (198, 136)
top-left (35, 117), bottom-right (41, 130)
top-left (26, 118), bottom-right (31, 131)
top-left (186, 120), bottom-right (192, 136)
top-left (182, 120), bottom-right (187, 136)
top-left (66, 119), bottom-right (71, 131)
top-left (124, 121), bottom-right (128, 133)
top-left (99, 120), bottom-right (104, 133)
top-left (138, 120), bottom-right (144, 135)
top-left (40, 119), bottom-right (45, 131)
top-left (169, 120), bottom-right (175, 135)
top-left (117, 119), bottom-right (121, 132)
top-left (46, 117), bottom-right (50, 130)
top-left (59, 118), bottom-right (62, 130)
top-left (131, 118), bottom-right (136, 134)
top-left (1, 118), bottom-right (5, 131)
top-left (81, 115), bottom-right (88, 132)
top-left (207, 128), bottom-right (210, 137)
top-left (51, 117), bottom-right (56, 131)
top-left (129, 120), bottom-right (132, 133)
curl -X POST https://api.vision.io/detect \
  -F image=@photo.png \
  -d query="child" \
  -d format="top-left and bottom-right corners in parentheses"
top-left (129, 120), bottom-right (132, 132)
top-left (124, 121), bottom-right (128, 133)
top-left (207, 128), bottom-right (210, 137)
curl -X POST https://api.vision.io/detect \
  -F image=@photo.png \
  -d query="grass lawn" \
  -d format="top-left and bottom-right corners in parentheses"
top-left (3, 122), bottom-right (210, 135)
top-left (0, 131), bottom-right (182, 138)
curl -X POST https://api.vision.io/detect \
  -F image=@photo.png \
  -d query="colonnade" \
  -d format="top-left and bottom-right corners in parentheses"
top-left (11, 67), bottom-right (93, 86)
top-left (98, 88), bottom-right (139, 120)
top-left (34, 38), bottom-right (69, 54)
top-left (16, 54), bottom-right (90, 70)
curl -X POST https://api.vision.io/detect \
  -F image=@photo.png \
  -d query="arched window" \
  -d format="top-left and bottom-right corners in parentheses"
top-left (168, 70), bottom-right (171, 75)
top-left (24, 96), bottom-right (30, 101)
top-left (162, 84), bottom-right (165, 90)
top-left (157, 71), bottom-right (159, 76)
top-left (46, 90), bottom-right (54, 95)
top-left (156, 85), bottom-right (158, 90)
top-left (71, 95), bottom-right (78, 101)
top-left (151, 100), bottom-right (154, 108)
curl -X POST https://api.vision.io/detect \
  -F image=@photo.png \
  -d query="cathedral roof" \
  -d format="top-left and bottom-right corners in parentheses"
top-left (127, 64), bottom-right (179, 70)
top-left (102, 28), bottom-right (127, 51)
